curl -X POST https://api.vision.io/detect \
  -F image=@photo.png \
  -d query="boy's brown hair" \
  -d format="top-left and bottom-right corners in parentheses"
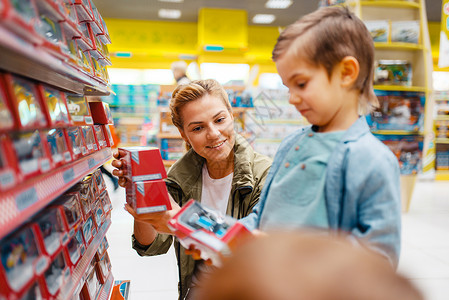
top-left (272, 6), bottom-right (378, 114)
top-left (196, 231), bottom-right (423, 300)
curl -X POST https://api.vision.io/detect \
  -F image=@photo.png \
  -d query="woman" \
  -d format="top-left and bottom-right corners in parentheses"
top-left (112, 79), bottom-right (272, 300)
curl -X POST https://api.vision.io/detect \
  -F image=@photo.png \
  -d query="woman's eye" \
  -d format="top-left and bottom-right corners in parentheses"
top-left (192, 126), bottom-right (202, 132)
top-left (216, 117), bottom-right (225, 123)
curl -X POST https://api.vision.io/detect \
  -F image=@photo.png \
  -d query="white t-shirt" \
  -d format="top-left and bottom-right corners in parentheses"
top-left (200, 164), bottom-right (233, 215)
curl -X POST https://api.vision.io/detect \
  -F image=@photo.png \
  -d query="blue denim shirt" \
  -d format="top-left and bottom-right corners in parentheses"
top-left (241, 116), bottom-right (401, 267)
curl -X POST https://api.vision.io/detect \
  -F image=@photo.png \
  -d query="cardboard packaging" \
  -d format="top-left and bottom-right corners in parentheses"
top-left (118, 147), bottom-right (167, 182)
top-left (126, 179), bottom-right (172, 214)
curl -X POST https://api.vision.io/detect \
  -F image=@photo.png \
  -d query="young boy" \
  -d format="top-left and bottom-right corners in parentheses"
top-left (196, 232), bottom-right (422, 300)
top-left (241, 6), bottom-right (401, 267)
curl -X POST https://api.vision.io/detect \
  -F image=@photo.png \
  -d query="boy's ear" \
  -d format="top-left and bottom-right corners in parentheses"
top-left (339, 56), bottom-right (360, 87)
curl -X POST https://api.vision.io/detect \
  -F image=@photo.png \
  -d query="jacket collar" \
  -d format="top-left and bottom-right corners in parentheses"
top-left (341, 116), bottom-right (370, 142)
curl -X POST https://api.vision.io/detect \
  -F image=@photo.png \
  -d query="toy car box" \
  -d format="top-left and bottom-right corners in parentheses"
top-left (81, 125), bottom-right (99, 153)
top-left (168, 199), bottom-right (253, 266)
top-left (126, 179), bottom-right (172, 214)
top-left (31, 207), bottom-right (67, 258)
top-left (65, 93), bottom-right (93, 125)
top-left (88, 101), bottom-right (113, 124)
top-left (66, 126), bottom-right (88, 159)
top-left (3, 74), bottom-right (47, 130)
top-left (93, 124), bottom-right (107, 149)
top-left (39, 249), bottom-right (71, 298)
top-left (64, 228), bottom-right (85, 268)
top-left (44, 128), bottom-right (72, 168)
top-left (118, 146), bottom-right (167, 182)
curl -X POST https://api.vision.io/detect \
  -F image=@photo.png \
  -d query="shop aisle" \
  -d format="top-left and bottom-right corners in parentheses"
top-left (104, 176), bottom-right (449, 300)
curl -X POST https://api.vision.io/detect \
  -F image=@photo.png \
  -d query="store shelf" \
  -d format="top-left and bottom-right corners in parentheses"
top-left (158, 133), bottom-right (182, 139)
top-left (112, 112), bottom-right (150, 118)
top-left (0, 26), bottom-right (109, 96)
top-left (0, 148), bottom-right (112, 240)
top-left (96, 273), bottom-right (115, 300)
top-left (57, 218), bottom-right (112, 300)
top-left (374, 85), bottom-right (427, 92)
top-left (435, 116), bottom-right (449, 121)
top-left (359, 1), bottom-right (420, 8)
top-left (374, 42), bottom-right (424, 50)
top-left (435, 170), bottom-right (449, 181)
top-left (435, 138), bottom-right (449, 144)
top-left (372, 130), bottom-right (423, 135)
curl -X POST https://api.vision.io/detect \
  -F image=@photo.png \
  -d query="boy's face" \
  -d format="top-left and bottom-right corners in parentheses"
top-left (276, 49), bottom-right (359, 132)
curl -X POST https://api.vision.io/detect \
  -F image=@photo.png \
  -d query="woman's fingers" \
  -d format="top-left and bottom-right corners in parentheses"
top-left (111, 159), bottom-right (122, 168)
top-left (118, 177), bottom-right (127, 187)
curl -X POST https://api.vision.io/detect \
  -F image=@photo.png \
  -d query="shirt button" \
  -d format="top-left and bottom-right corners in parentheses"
top-left (285, 162), bottom-right (290, 168)
top-left (295, 146), bottom-right (300, 151)
top-left (301, 163), bottom-right (306, 170)
top-left (308, 133), bottom-right (314, 137)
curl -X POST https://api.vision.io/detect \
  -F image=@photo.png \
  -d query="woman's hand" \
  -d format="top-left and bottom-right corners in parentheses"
top-left (124, 194), bottom-right (181, 234)
top-left (111, 149), bottom-right (128, 188)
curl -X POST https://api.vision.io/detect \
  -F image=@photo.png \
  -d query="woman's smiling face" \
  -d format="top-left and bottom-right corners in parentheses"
top-left (180, 94), bottom-right (235, 165)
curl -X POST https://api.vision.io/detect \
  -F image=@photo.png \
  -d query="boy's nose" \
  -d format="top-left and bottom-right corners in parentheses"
top-left (289, 93), bottom-right (302, 104)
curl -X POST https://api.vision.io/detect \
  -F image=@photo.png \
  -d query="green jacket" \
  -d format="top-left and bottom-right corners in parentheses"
top-left (132, 134), bottom-right (272, 300)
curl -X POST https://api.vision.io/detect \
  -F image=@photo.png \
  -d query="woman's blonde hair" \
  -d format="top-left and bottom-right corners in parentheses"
top-left (170, 79), bottom-right (233, 150)
top-left (272, 6), bottom-right (378, 114)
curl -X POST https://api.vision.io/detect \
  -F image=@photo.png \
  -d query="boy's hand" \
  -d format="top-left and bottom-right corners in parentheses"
top-left (124, 194), bottom-right (181, 234)
top-left (111, 149), bottom-right (128, 187)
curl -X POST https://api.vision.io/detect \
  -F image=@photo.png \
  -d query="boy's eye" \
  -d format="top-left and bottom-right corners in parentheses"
top-left (297, 82), bottom-right (306, 88)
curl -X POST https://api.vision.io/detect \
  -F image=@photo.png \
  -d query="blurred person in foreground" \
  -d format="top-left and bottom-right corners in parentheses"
top-left (196, 232), bottom-right (423, 300)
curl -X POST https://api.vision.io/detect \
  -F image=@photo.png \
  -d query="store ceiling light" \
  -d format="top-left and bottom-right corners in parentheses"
top-left (158, 9), bottom-right (181, 19)
top-left (158, 0), bottom-right (183, 2)
top-left (265, 0), bottom-right (293, 9)
top-left (252, 14), bottom-right (276, 24)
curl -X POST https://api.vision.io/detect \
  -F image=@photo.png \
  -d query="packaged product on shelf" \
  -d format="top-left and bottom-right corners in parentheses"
top-left (81, 125), bottom-right (99, 153)
top-left (78, 22), bottom-right (94, 50)
top-left (102, 124), bottom-right (114, 147)
top-left (110, 280), bottom-right (130, 300)
top-left (127, 179), bottom-right (172, 214)
top-left (0, 0), bottom-right (43, 44)
top-left (95, 236), bottom-right (109, 260)
top-left (31, 207), bottom-right (67, 257)
top-left (82, 262), bottom-right (100, 300)
top-left (95, 252), bottom-right (111, 284)
top-left (64, 228), bottom-right (86, 268)
top-left (40, 250), bottom-right (71, 298)
top-left (391, 20), bottom-right (420, 44)
top-left (92, 168), bottom-right (106, 194)
top-left (93, 202), bottom-right (105, 228)
top-left (375, 134), bottom-right (423, 175)
top-left (36, 13), bottom-right (69, 60)
top-left (93, 124), bottom-right (107, 149)
top-left (82, 214), bottom-right (97, 246)
top-left (97, 15), bottom-right (111, 45)
top-left (83, 173), bottom-right (99, 199)
top-left (66, 126), bottom-right (88, 159)
top-left (99, 190), bottom-right (112, 214)
top-left (168, 199), bottom-right (253, 266)
top-left (70, 0), bottom-right (94, 22)
top-left (374, 60), bottom-right (412, 86)
top-left (53, 193), bottom-right (83, 237)
top-left (65, 93), bottom-right (93, 125)
top-left (3, 74), bottom-right (47, 129)
top-left (11, 130), bottom-right (51, 180)
top-left (364, 20), bottom-right (389, 42)
top-left (12, 280), bottom-right (44, 300)
top-left (45, 128), bottom-right (72, 167)
top-left (436, 144), bottom-right (449, 171)
top-left (0, 79), bottom-right (15, 131)
top-left (68, 182), bottom-right (93, 220)
top-left (435, 120), bottom-right (449, 138)
top-left (88, 101), bottom-right (113, 124)
top-left (36, 85), bottom-right (71, 127)
top-left (0, 225), bottom-right (48, 295)
top-left (118, 147), bottom-right (167, 182)
top-left (0, 134), bottom-right (18, 191)
top-left (367, 91), bottom-right (425, 131)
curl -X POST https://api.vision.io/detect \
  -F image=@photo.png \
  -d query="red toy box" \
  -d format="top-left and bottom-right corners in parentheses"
top-left (64, 228), bottom-right (85, 268)
top-left (2, 74), bottom-right (47, 130)
top-left (53, 193), bottom-right (83, 238)
top-left (118, 147), bottom-right (167, 182)
top-left (0, 225), bottom-right (49, 297)
top-left (102, 124), bottom-right (114, 147)
top-left (44, 128), bottom-right (72, 168)
top-left (10, 130), bottom-right (51, 181)
top-left (81, 214), bottom-right (97, 246)
top-left (37, 85), bottom-right (71, 127)
top-left (66, 126), bottom-right (88, 159)
top-left (126, 179), bottom-right (171, 214)
top-left (99, 190), bottom-right (112, 214)
top-left (168, 199), bottom-right (253, 266)
top-left (38, 249), bottom-right (71, 298)
top-left (0, 77), bottom-right (15, 131)
top-left (65, 93), bottom-right (93, 125)
top-left (81, 125), bottom-right (99, 153)
top-left (88, 101), bottom-right (113, 125)
top-left (95, 251), bottom-right (111, 285)
top-left (0, 134), bottom-right (18, 191)
top-left (93, 124), bottom-right (107, 149)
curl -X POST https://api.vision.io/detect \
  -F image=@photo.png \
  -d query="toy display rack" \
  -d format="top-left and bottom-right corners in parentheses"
top-left (0, 147), bottom-right (112, 240)
top-left (57, 219), bottom-right (113, 300)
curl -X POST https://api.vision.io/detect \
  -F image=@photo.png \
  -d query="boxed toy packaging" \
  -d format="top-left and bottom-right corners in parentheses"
top-left (45, 128), bottom-right (72, 167)
top-left (168, 199), bottom-right (253, 266)
top-left (127, 179), bottom-right (172, 214)
top-left (0, 79), bottom-right (14, 131)
top-left (88, 101), bottom-right (113, 124)
top-left (65, 93), bottom-right (93, 125)
top-left (118, 147), bottom-right (167, 182)
top-left (37, 85), bottom-right (71, 127)
top-left (0, 134), bottom-right (18, 191)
